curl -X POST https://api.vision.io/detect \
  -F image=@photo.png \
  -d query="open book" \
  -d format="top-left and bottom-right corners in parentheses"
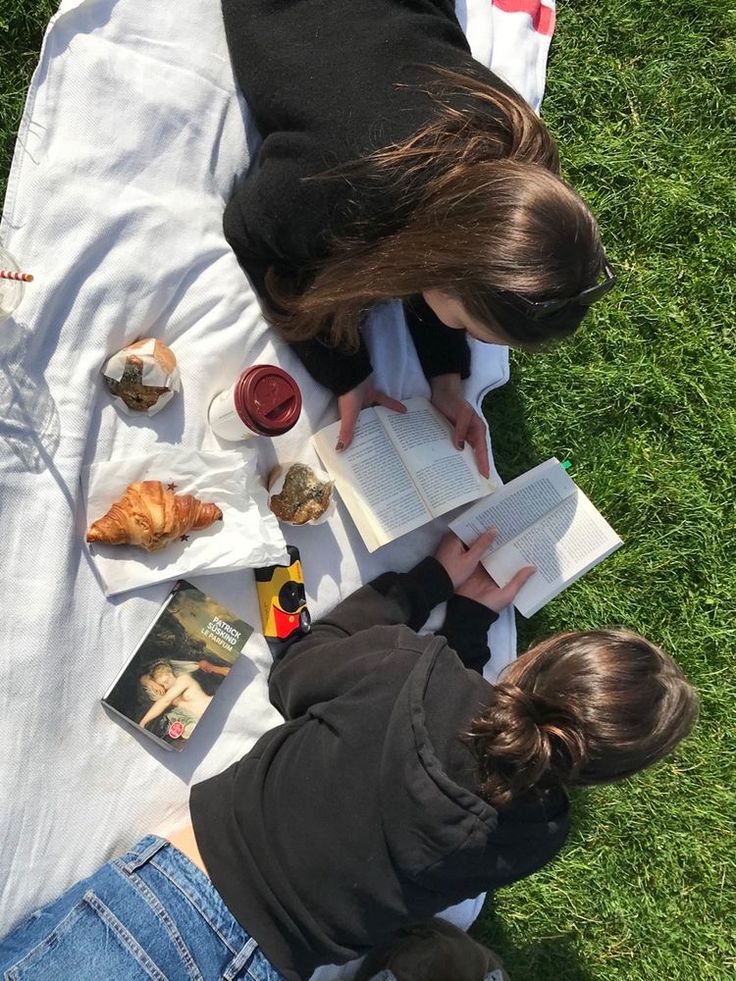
top-left (313, 397), bottom-right (495, 552)
top-left (449, 458), bottom-right (623, 617)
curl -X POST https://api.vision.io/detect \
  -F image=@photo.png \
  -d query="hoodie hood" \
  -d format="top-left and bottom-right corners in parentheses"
top-left (379, 642), bottom-right (570, 894)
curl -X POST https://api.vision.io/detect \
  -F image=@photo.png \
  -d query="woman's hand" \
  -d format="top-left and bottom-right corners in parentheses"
top-left (456, 563), bottom-right (536, 613)
top-left (430, 373), bottom-right (490, 479)
top-left (433, 529), bottom-right (497, 589)
top-left (336, 376), bottom-right (407, 451)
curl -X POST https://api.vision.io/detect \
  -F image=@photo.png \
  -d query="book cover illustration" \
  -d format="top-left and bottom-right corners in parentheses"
top-left (103, 580), bottom-right (253, 750)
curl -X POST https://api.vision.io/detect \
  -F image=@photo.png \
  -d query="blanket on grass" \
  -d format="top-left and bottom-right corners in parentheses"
top-left (0, 0), bottom-right (556, 972)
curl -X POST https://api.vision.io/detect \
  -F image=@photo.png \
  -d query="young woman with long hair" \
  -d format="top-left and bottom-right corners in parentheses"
top-left (221, 1), bottom-right (615, 469)
top-left (0, 532), bottom-right (695, 981)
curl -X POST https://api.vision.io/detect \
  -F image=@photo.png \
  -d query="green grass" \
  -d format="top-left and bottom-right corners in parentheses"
top-left (0, 2), bottom-right (56, 200)
top-left (2, 2), bottom-right (734, 979)
top-left (476, 2), bottom-right (736, 978)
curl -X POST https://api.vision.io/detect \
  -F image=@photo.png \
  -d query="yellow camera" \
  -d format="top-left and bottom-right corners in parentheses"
top-left (254, 546), bottom-right (311, 643)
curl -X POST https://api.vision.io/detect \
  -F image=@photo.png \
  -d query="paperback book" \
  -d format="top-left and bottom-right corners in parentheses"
top-left (450, 458), bottom-right (623, 617)
top-left (103, 580), bottom-right (253, 750)
top-left (313, 397), bottom-right (495, 552)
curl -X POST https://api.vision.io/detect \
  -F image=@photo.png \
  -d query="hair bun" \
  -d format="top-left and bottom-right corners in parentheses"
top-left (469, 684), bottom-right (587, 807)
top-left (471, 629), bottom-right (697, 808)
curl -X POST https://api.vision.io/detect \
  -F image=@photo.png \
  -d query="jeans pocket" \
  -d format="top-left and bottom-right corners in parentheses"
top-left (4, 890), bottom-right (168, 981)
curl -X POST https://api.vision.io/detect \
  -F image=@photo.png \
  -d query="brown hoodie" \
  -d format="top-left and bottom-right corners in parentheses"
top-left (191, 559), bottom-right (569, 980)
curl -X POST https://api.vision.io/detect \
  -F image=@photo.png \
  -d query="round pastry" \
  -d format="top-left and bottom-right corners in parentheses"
top-left (269, 464), bottom-right (334, 525)
top-left (103, 338), bottom-right (180, 415)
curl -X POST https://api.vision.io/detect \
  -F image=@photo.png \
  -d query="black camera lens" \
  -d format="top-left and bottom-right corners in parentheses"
top-left (278, 580), bottom-right (303, 613)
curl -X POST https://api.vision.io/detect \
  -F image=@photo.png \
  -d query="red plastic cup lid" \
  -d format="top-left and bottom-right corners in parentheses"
top-left (234, 365), bottom-right (302, 436)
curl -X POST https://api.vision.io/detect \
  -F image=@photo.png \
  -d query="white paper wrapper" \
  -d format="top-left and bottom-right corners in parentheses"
top-left (268, 463), bottom-right (336, 526)
top-left (102, 337), bottom-right (181, 416)
top-left (83, 448), bottom-right (288, 596)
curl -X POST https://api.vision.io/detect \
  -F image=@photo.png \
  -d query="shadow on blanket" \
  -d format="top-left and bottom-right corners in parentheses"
top-left (0, 319), bottom-right (60, 472)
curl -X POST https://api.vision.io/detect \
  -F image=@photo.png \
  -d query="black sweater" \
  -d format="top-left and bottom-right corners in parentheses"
top-left (190, 559), bottom-right (570, 980)
top-left (220, 0), bottom-right (513, 394)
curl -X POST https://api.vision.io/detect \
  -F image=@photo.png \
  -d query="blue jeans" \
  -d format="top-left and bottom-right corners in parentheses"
top-left (0, 836), bottom-right (285, 981)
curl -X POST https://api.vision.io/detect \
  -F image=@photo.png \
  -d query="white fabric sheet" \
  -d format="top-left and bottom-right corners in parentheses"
top-left (0, 0), bottom-right (557, 965)
top-left (83, 448), bottom-right (289, 596)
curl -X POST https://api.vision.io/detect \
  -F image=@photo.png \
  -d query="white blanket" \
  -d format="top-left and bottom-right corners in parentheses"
top-left (0, 0), bottom-right (556, 965)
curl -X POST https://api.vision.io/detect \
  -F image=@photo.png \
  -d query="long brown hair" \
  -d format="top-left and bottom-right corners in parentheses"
top-left (468, 629), bottom-right (697, 809)
top-left (267, 66), bottom-right (604, 350)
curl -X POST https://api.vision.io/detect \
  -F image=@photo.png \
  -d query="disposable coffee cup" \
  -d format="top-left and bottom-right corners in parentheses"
top-left (0, 246), bottom-right (26, 327)
top-left (208, 365), bottom-right (302, 442)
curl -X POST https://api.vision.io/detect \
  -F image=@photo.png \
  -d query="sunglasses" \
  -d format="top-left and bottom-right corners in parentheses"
top-left (493, 261), bottom-right (617, 321)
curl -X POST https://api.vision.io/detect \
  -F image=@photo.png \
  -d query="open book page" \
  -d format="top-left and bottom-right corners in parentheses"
top-left (449, 459), bottom-right (622, 617)
top-left (481, 492), bottom-right (623, 617)
top-left (449, 458), bottom-right (575, 547)
top-left (312, 409), bottom-right (432, 552)
top-left (375, 398), bottom-right (495, 517)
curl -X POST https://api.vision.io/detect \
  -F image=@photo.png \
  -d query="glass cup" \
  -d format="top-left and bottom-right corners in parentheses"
top-left (0, 245), bottom-right (27, 326)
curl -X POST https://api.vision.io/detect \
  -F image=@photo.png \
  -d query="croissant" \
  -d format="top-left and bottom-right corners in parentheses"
top-left (86, 480), bottom-right (222, 552)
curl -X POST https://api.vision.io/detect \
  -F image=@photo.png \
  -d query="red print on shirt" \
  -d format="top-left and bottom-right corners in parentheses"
top-left (492, 0), bottom-right (556, 37)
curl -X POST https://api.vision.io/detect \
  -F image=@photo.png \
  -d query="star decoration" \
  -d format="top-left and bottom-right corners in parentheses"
top-left (166, 482), bottom-right (177, 492)
top-left (180, 534), bottom-right (190, 542)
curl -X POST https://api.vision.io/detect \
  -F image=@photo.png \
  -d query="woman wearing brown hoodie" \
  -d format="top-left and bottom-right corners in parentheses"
top-left (0, 533), bottom-right (694, 981)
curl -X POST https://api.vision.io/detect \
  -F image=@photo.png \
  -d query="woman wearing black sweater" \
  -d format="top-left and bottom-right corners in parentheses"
top-left (221, 1), bottom-right (616, 468)
top-left (0, 533), bottom-right (695, 981)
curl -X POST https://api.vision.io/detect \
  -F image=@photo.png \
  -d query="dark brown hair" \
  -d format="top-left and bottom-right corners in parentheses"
top-left (468, 629), bottom-right (697, 808)
top-left (354, 918), bottom-right (504, 981)
top-left (267, 67), bottom-right (604, 350)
